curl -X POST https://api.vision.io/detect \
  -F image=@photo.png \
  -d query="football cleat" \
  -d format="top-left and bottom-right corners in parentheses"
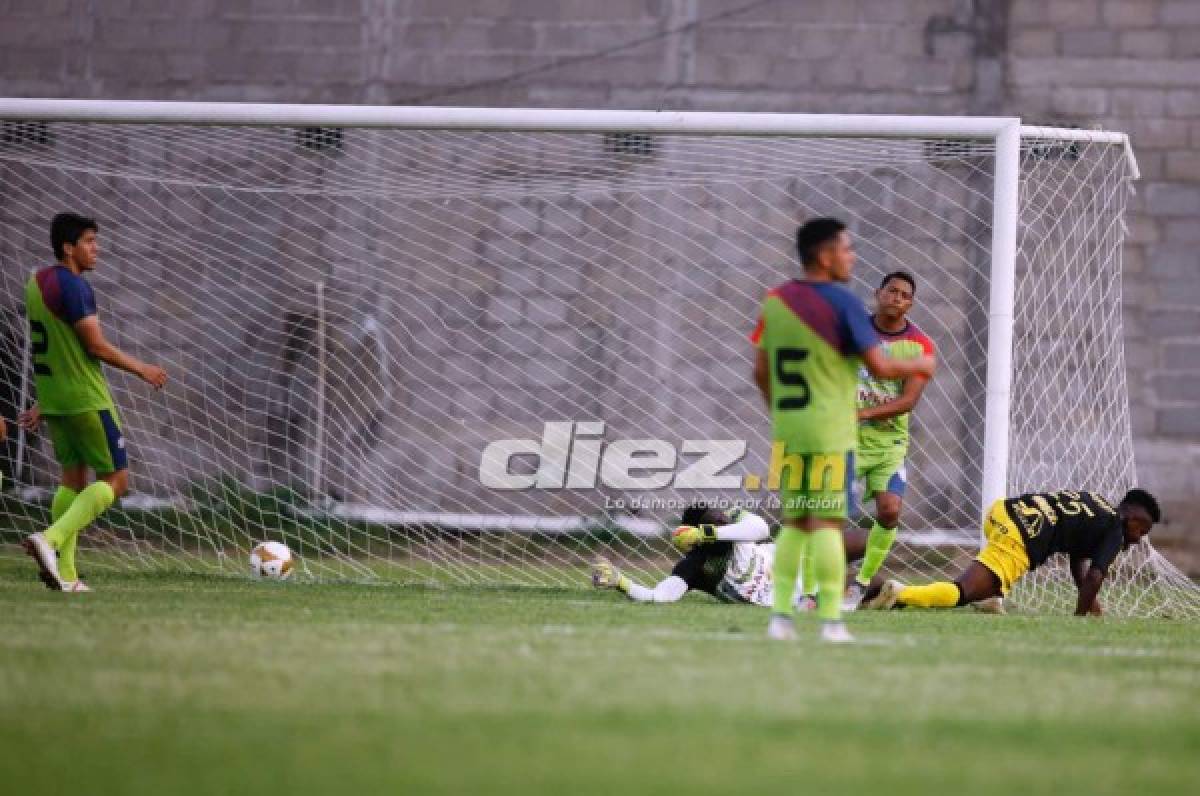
top-left (819, 621), bottom-right (856, 644)
top-left (973, 596), bottom-right (1006, 615)
top-left (865, 579), bottom-right (904, 610)
top-left (766, 614), bottom-right (798, 641)
top-left (23, 533), bottom-right (64, 590)
top-left (841, 582), bottom-right (866, 612)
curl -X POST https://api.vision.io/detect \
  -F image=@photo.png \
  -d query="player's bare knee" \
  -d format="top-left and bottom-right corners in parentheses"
top-left (875, 493), bottom-right (902, 528)
top-left (102, 469), bottom-right (129, 498)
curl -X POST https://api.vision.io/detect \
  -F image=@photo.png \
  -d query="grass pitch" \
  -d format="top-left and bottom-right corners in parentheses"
top-left (1, 556), bottom-right (1198, 795)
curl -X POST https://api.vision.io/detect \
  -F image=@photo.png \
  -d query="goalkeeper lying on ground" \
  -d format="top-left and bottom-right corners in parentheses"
top-left (591, 502), bottom-right (872, 606)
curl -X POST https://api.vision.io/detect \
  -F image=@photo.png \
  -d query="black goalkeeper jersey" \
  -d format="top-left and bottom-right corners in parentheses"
top-left (670, 542), bottom-right (734, 597)
top-left (1003, 490), bottom-right (1123, 573)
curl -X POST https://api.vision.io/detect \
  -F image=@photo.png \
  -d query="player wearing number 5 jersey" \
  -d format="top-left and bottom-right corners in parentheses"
top-left (751, 218), bottom-right (935, 643)
top-left (868, 488), bottom-right (1160, 616)
top-left (21, 213), bottom-right (167, 592)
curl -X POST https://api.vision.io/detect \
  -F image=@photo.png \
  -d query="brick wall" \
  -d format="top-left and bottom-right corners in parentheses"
top-left (0, 0), bottom-right (1196, 551)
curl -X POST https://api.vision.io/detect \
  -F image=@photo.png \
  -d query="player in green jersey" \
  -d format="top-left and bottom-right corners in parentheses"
top-left (750, 218), bottom-right (935, 642)
top-left (21, 212), bottom-right (167, 592)
top-left (844, 270), bottom-right (934, 609)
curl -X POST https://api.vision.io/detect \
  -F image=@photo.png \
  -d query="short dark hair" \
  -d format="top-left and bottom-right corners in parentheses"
top-left (795, 218), bottom-right (847, 267)
top-left (50, 212), bottom-right (98, 260)
top-left (880, 270), bottom-right (916, 293)
top-left (681, 501), bottom-right (723, 527)
top-left (1120, 488), bottom-right (1161, 524)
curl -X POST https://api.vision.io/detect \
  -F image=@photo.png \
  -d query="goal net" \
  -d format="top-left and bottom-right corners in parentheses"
top-left (0, 104), bottom-right (1195, 618)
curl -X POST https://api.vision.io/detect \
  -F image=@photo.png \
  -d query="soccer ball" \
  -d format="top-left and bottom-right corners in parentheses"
top-left (250, 541), bottom-right (294, 580)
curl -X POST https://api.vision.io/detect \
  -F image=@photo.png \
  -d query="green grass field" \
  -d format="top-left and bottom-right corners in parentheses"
top-left (2, 556), bottom-right (1198, 795)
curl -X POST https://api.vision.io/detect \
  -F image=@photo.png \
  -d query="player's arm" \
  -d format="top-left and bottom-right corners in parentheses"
top-left (672, 509), bottom-right (769, 551)
top-left (1069, 554), bottom-right (1103, 616)
top-left (1074, 566), bottom-right (1106, 617)
top-left (858, 372), bottom-right (929, 422)
top-left (592, 558), bottom-right (690, 603)
top-left (861, 345), bottom-right (934, 382)
top-left (619, 575), bottom-right (689, 603)
top-left (73, 316), bottom-right (167, 389)
top-left (1073, 523), bottom-right (1123, 616)
top-left (753, 347), bottom-right (770, 408)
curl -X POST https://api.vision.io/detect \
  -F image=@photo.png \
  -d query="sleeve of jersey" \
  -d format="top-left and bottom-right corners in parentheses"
top-left (839, 293), bottom-right (880, 355)
top-left (58, 273), bottom-right (98, 325)
top-left (1089, 520), bottom-right (1125, 574)
top-left (715, 511), bottom-right (770, 542)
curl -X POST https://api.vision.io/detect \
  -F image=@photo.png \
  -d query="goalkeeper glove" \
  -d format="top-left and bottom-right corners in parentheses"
top-left (671, 524), bottom-right (717, 552)
top-left (591, 557), bottom-right (622, 590)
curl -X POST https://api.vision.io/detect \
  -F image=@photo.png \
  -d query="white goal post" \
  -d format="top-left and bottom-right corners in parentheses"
top-left (0, 99), bottom-right (1191, 617)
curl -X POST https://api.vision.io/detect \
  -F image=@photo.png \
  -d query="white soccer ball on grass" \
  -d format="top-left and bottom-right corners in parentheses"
top-left (250, 541), bottom-right (294, 580)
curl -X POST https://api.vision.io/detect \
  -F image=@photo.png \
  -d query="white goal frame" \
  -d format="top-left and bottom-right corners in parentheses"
top-left (0, 99), bottom-right (1140, 530)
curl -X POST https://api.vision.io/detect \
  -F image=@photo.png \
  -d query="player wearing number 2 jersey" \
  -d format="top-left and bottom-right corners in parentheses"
top-left (750, 218), bottom-right (935, 643)
top-left (868, 488), bottom-right (1161, 616)
top-left (21, 213), bottom-right (167, 593)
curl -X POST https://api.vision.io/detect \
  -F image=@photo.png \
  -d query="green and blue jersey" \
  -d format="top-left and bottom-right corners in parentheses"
top-left (856, 318), bottom-right (934, 452)
top-left (750, 279), bottom-right (880, 453)
top-left (25, 265), bottom-right (115, 415)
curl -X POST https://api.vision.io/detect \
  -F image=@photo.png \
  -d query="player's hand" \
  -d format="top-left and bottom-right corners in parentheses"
top-left (0, 419), bottom-right (6, 441)
top-left (591, 557), bottom-right (621, 590)
top-left (671, 524), bottom-right (717, 552)
top-left (17, 405), bottom-right (41, 431)
top-left (139, 363), bottom-right (168, 390)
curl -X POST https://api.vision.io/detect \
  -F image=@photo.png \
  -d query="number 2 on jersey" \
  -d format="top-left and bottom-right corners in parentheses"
top-left (774, 347), bottom-right (810, 410)
top-left (30, 319), bottom-right (52, 376)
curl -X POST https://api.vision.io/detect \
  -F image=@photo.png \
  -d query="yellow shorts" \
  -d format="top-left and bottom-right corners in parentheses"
top-left (975, 500), bottom-right (1031, 595)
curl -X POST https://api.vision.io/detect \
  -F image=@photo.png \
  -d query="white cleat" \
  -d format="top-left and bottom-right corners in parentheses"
top-left (590, 556), bottom-right (619, 589)
top-left (60, 580), bottom-right (92, 593)
top-left (973, 596), bottom-right (1006, 615)
top-left (865, 579), bottom-right (904, 610)
top-left (819, 621), bottom-right (856, 644)
top-left (841, 582), bottom-right (866, 612)
top-left (767, 614), bottom-right (798, 641)
top-left (793, 594), bottom-right (817, 613)
top-left (23, 533), bottom-right (64, 590)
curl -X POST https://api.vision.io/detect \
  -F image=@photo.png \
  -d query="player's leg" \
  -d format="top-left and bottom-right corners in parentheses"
top-left (772, 452), bottom-right (854, 642)
top-left (36, 410), bottom-right (126, 590)
top-left (24, 415), bottom-right (86, 587)
top-left (854, 455), bottom-right (905, 589)
top-left (45, 466), bottom-right (86, 587)
top-left (870, 500), bottom-right (1027, 610)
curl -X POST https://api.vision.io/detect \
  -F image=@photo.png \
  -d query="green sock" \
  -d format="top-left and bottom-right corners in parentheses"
top-left (50, 486), bottom-right (81, 581)
top-left (855, 521), bottom-right (898, 586)
top-left (802, 537), bottom-right (817, 597)
top-left (811, 527), bottom-right (847, 622)
top-left (43, 482), bottom-right (114, 568)
top-left (772, 528), bottom-right (808, 616)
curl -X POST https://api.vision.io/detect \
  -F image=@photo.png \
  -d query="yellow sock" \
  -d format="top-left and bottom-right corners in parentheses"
top-left (43, 482), bottom-right (114, 556)
top-left (50, 486), bottom-right (81, 582)
top-left (896, 581), bottom-right (960, 609)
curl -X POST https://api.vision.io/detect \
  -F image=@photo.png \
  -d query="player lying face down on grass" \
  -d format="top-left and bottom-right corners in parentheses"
top-left (590, 502), bottom-right (877, 606)
top-left (867, 489), bottom-right (1160, 616)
